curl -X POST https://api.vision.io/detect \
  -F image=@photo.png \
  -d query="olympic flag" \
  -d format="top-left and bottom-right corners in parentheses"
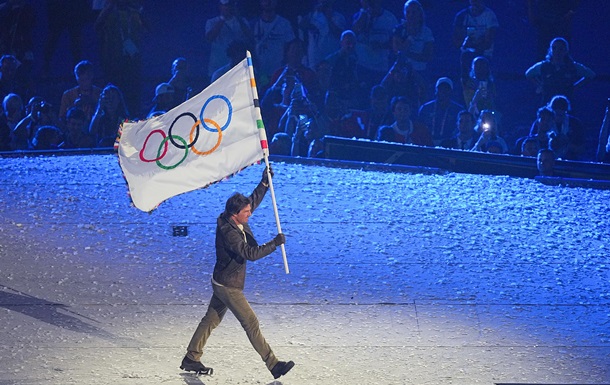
top-left (117, 57), bottom-right (266, 212)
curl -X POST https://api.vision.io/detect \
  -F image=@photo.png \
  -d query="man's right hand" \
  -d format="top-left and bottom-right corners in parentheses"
top-left (273, 233), bottom-right (285, 246)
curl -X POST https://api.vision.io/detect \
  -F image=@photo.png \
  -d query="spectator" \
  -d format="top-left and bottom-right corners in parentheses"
top-left (537, 148), bottom-right (556, 176)
top-left (211, 40), bottom-right (249, 83)
top-left (527, 0), bottom-right (579, 60)
top-left (168, 57), bottom-right (193, 108)
top-left (267, 39), bottom-right (323, 110)
top-left (31, 125), bottom-right (64, 150)
top-left (520, 137), bottom-right (540, 157)
top-left (418, 77), bottom-right (464, 146)
top-left (278, 82), bottom-right (327, 157)
top-left (361, 84), bottom-right (393, 140)
top-left (463, 56), bottom-right (496, 117)
top-left (321, 30), bottom-right (361, 110)
top-left (205, 0), bottom-right (253, 83)
top-left (391, 0), bottom-right (434, 80)
top-left (525, 37), bottom-right (595, 105)
top-left (452, 0), bottom-right (499, 83)
top-left (471, 109), bottom-right (508, 153)
top-left (330, 84), bottom-right (393, 142)
top-left (63, 107), bottom-right (94, 148)
top-left (596, 100), bottom-right (610, 163)
top-left (269, 132), bottom-right (291, 156)
top-left (95, 0), bottom-right (146, 116)
top-left (514, 105), bottom-right (558, 155)
top-left (89, 84), bottom-right (129, 147)
top-left (380, 47), bottom-right (425, 108)
top-left (2, 92), bottom-right (24, 133)
top-left (298, 0), bottom-right (346, 68)
top-left (544, 95), bottom-right (586, 160)
top-left (441, 110), bottom-right (478, 150)
top-left (0, 0), bottom-right (35, 91)
top-left (12, 97), bottom-right (57, 150)
top-left (0, 54), bottom-right (27, 102)
top-left (147, 83), bottom-right (175, 118)
top-left (59, 60), bottom-right (102, 124)
top-left (351, 0), bottom-right (398, 90)
top-left (252, 0), bottom-right (295, 89)
top-left (377, 96), bottom-right (432, 146)
top-left (0, 110), bottom-right (9, 151)
top-left (42, 0), bottom-right (90, 75)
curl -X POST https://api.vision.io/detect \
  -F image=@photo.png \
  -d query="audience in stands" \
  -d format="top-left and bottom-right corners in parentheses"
top-left (452, 0), bottom-right (499, 85)
top-left (377, 96), bottom-right (432, 146)
top-left (321, 30), bottom-right (361, 110)
top-left (351, 0), bottom-right (398, 90)
top-left (2, 92), bottom-right (23, 133)
top-left (95, 0), bottom-right (146, 116)
top-left (59, 60), bottom-right (101, 124)
top-left (596, 102), bottom-right (610, 163)
top-left (537, 148), bottom-right (556, 176)
top-left (167, 57), bottom-right (192, 109)
top-left (525, 37), bottom-right (595, 106)
top-left (543, 95), bottom-right (585, 160)
top-left (252, 0), bottom-right (295, 90)
top-left (63, 107), bottom-right (94, 149)
top-left (205, 0), bottom-right (253, 85)
top-left (441, 110), bottom-right (478, 151)
top-left (31, 125), bottom-right (64, 150)
top-left (471, 109), bottom-right (508, 153)
top-left (147, 83), bottom-right (175, 119)
top-left (463, 56), bottom-right (496, 118)
top-left (0, 0), bottom-right (606, 171)
top-left (13, 97), bottom-right (57, 150)
top-left (298, 0), bottom-right (347, 69)
top-left (418, 77), bottom-right (464, 146)
top-left (89, 84), bottom-right (128, 147)
top-left (391, 0), bottom-right (434, 86)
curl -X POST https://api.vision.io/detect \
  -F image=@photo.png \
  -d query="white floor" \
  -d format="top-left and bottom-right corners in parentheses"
top-left (0, 154), bottom-right (609, 385)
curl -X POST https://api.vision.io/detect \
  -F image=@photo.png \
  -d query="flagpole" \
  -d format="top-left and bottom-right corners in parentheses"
top-left (246, 51), bottom-right (290, 274)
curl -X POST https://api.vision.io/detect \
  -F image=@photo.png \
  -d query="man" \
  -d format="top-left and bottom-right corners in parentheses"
top-left (417, 77), bottom-right (464, 146)
top-left (181, 167), bottom-right (294, 380)
top-left (452, 0), bottom-right (499, 81)
top-left (441, 110), bottom-right (478, 150)
top-left (537, 148), bottom-right (556, 176)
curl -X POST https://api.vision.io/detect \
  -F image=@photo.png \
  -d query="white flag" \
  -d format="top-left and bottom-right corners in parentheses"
top-left (117, 58), bottom-right (265, 212)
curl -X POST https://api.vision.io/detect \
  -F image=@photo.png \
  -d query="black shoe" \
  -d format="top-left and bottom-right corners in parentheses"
top-left (271, 360), bottom-right (295, 379)
top-left (180, 356), bottom-right (214, 375)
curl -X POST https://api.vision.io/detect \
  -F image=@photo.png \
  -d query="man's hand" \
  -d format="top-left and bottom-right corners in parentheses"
top-left (262, 166), bottom-right (274, 185)
top-left (273, 233), bottom-right (285, 246)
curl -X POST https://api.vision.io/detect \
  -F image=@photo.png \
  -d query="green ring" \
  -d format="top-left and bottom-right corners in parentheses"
top-left (156, 135), bottom-right (188, 170)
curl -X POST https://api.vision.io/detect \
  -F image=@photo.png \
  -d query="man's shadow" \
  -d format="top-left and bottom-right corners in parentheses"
top-left (179, 373), bottom-right (284, 385)
top-left (0, 285), bottom-right (129, 343)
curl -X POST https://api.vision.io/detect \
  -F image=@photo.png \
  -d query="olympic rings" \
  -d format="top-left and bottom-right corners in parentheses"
top-left (200, 95), bottom-right (232, 133)
top-left (168, 112), bottom-right (199, 149)
top-left (138, 94), bottom-right (234, 169)
top-left (140, 129), bottom-right (168, 162)
top-left (190, 118), bottom-right (223, 156)
top-left (156, 135), bottom-right (188, 170)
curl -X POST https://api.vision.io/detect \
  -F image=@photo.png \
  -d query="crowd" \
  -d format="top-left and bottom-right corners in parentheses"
top-left (1, 0), bottom-right (608, 164)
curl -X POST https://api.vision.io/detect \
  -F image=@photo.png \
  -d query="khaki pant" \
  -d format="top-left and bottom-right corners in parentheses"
top-left (186, 282), bottom-right (278, 371)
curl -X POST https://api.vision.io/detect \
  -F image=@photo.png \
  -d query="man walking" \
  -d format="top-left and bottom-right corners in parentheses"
top-left (181, 167), bottom-right (294, 380)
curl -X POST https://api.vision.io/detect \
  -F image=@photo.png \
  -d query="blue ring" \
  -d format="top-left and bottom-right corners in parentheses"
top-left (200, 95), bottom-right (232, 133)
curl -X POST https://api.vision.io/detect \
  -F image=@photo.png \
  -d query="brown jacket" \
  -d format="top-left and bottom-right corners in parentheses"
top-left (212, 181), bottom-right (277, 289)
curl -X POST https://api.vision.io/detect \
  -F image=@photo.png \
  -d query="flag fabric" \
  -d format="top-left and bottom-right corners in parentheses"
top-left (117, 57), bottom-right (264, 212)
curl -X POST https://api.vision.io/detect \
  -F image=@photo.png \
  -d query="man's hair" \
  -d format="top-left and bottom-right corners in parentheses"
top-left (74, 60), bottom-right (93, 77)
top-left (225, 193), bottom-right (250, 216)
